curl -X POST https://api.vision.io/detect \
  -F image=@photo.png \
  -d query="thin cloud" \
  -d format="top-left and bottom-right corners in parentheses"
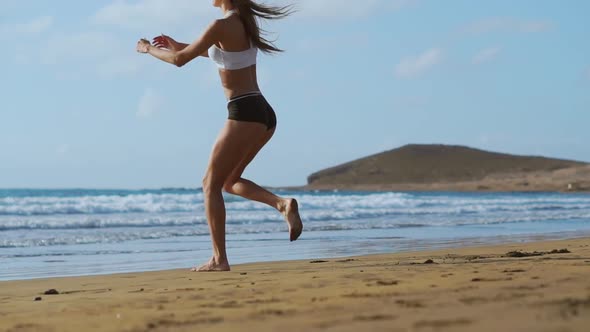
top-left (386, 0), bottom-right (418, 11)
top-left (94, 0), bottom-right (415, 26)
top-left (462, 17), bottom-right (554, 35)
top-left (0, 16), bottom-right (54, 37)
top-left (394, 48), bottom-right (442, 79)
top-left (281, 0), bottom-right (416, 19)
top-left (41, 31), bottom-right (112, 65)
top-left (37, 30), bottom-right (145, 78)
top-left (92, 0), bottom-right (215, 29)
top-left (472, 46), bottom-right (502, 65)
top-left (137, 88), bottom-right (163, 118)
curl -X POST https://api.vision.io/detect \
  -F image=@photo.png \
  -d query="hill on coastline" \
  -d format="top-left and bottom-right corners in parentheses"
top-left (306, 144), bottom-right (590, 192)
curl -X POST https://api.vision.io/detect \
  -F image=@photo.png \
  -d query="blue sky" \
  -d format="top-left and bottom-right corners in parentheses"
top-left (1, 0), bottom-right (589, 188)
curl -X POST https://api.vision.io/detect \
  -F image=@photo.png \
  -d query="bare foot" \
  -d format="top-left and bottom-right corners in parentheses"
top-left (281, 198), bottom-right (303, 241)
top-left (190, 257), bottom-right (230, 272)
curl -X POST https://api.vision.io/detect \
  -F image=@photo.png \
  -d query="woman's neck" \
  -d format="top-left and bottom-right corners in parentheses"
top-left (221, 4), bottom-right (237, 17)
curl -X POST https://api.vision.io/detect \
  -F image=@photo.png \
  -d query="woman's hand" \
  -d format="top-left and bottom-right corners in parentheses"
top-left (153, 34), bottom-right (181, 52)
top-left (136, 38), bottom-right (151, 53)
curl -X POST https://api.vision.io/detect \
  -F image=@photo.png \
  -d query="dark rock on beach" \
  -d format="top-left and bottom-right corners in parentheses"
top-left (505, 249), bottom-right (571, 258)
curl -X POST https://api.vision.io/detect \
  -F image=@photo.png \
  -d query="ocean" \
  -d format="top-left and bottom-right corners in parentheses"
top-left (1, 188), bottom-right (590, 281)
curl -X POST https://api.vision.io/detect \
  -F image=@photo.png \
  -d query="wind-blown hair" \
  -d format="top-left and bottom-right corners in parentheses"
top-left (232, 0), bottom-right (294, 54)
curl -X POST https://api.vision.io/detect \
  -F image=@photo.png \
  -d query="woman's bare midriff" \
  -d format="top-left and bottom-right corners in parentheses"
top-left (219, 65), bottom-right (261, 99)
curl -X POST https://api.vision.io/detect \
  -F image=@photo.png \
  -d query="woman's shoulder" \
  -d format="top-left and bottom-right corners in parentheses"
top-left (205, 16), bottom-right (238, 35)
top-left (199, 18), bottom-right (228, 43)
top-left (206, 18), bottom-right (227, 31)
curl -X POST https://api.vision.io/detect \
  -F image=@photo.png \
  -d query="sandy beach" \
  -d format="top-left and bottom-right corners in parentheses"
top-left (1, 237), bottom-right (589, 332)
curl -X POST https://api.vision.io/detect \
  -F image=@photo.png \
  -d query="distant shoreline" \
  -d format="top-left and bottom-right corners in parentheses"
top-left (272, 184), bottom-right (590, 193)
top-left (5, 181), bottom-right (589, 194)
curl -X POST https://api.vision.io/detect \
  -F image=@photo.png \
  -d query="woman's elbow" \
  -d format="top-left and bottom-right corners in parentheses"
top-left (173, 56), bottom-right (184, 67)
top-left (173, 55), bottom-right (190, 68)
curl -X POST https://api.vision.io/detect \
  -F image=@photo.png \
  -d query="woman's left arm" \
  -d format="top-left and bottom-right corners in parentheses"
top-left (138, 20), bottom-right (223, 67)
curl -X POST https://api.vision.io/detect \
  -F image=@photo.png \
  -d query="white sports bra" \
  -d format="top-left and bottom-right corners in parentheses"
top-left (208, 9), bottom-right (258, 70)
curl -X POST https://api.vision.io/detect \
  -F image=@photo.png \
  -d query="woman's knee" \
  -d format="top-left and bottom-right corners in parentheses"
top-left (223, 176), bottom-right (241, 194)
top-left (202, 173), bottom-right (225, 194)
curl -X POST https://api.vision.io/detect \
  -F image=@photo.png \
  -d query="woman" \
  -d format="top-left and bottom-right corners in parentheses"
top-left (136, 0), bottom-right (303, 272)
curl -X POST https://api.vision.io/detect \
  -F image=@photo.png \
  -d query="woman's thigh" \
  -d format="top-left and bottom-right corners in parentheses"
top-left (205, 120), bottom-right (267, 184)
top-left (225, 127), bottom-right (276, 185)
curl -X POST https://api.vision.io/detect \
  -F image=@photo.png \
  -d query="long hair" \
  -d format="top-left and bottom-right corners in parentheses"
top-left (231, 0), bottom-right (293, 54)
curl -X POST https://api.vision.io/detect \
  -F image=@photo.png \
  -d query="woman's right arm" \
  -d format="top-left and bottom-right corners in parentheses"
top-left (140, 20), bottom-right (222, 67)
top-left (153, 35), bottom-right (208, 57)
top-left (179, 43), bottom-right (209, 57)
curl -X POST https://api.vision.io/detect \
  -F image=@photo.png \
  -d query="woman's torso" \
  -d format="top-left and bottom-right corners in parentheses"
top-left (211, 12), bottom-right (260, 99)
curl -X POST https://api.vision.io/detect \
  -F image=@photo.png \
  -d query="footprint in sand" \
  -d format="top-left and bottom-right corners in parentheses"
top-left (471, 277), bottom-right (512, 282)
top-left (414, 318), bottom-right (472, 328)
top-left (395, 299), bottom-right (425, 308)
top-left (353, 314), bottom-right (396, 321)
top-left (373, 280), bottom-right (399, 286)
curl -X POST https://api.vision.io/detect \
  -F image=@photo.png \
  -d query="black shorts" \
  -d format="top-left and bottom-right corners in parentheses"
top-left (227, 92), bottom-right (277, 131)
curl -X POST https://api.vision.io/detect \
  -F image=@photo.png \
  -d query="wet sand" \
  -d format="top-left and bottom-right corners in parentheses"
top-left (1, 237), bottom-right (589, 331)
